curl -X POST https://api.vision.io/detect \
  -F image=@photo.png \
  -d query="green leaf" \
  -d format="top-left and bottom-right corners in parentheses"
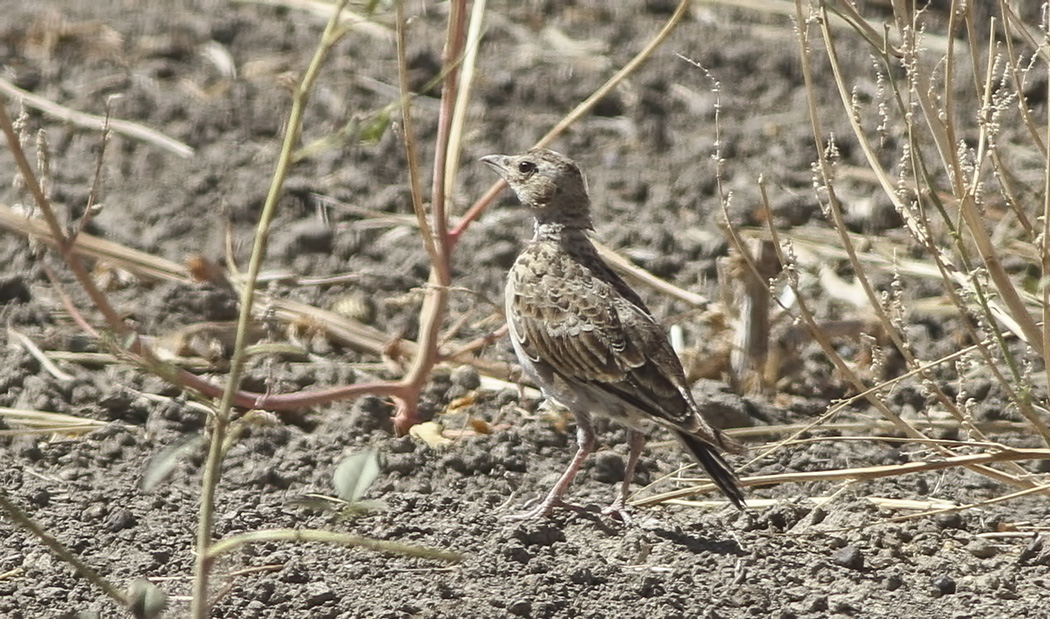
top-left (140, 435), bottom-right (204, 492)
top-left (359, 109), bottom-right (391, 144)
top-left (333, 448), bottom-right (382, 504)
top-left (128, 578), bottom-right (167, 619)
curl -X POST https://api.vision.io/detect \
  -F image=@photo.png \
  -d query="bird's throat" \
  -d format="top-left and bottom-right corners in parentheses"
top-left (533, 221), bottom-right (593, 243)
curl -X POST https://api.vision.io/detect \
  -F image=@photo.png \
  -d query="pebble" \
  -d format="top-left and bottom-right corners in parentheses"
top-left (930, 575), bottom-right (957, 597)
top-left (966, 539), bottom-right (998, 559)
top-left (831, 545), bottom-right (865, 571)
top-left (934, 511), bottom-right (965, 530)
top-left (450, 365), bottom-right (481, 390)
top-left (104, 508), bottom-right (136, 532)
top-left (592, 451), bottom-right (625, 483)
top-left (82, 504), bottom-right (107, 521)
top-left (884, 573), bottom-right (903, 591)
top-left (0, 275), bottom-right (30, 303)
top-left (512, 523), bottom-right (565, 547)
top-left (508, 600), bottom-right (532, 617)
top-left (305, 582), bottom-right (335, 606)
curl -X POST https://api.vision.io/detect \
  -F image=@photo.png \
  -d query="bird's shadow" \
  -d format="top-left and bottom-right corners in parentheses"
top-left (548, 507), bottom-right (746, 557)
top-left (645, 523), bottom-right (746, 557)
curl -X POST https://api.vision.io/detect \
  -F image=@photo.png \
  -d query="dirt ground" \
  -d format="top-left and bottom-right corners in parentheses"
top-left (2, 1), bottom-right (1050, 617)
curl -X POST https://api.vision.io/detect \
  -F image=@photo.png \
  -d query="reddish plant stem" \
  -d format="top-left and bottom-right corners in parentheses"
top-left (390, 0), bottom-right (469, 433)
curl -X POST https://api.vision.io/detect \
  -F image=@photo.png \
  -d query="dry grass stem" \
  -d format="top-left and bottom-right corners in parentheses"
top-left (7, 327), bottom-right (74, 382)
top-left (0, 77), bottom-right (193, 158)
top-left (594, 240), bottom-right (709, 307)
top-left (763, 1), bottom-right (1050, 497)
top-left (0, 407), bottom-right (111, 437)
top-left (728, 238), bottom-right (779, 392)
top-left (667, 496), bottom-right (959, 512)
top-left (635, 446), bottom-right (1050, 507)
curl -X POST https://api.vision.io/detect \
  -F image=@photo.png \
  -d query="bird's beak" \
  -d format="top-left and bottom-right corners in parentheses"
top-left (480, 154), bottom-right (509, 176)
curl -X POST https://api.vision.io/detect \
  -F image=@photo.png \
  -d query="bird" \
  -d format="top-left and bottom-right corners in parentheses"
top-left (481, 148), bottom-right (747, 520)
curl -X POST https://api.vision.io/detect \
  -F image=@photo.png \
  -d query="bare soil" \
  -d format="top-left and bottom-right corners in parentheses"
top-left (2, 1), bottom-right (1048, 618)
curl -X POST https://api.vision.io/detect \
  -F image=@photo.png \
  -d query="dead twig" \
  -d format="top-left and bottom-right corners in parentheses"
top-left (0, 77), bottom-right (193, 158)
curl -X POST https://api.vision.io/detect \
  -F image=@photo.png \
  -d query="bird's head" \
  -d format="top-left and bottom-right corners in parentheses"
top-left (481, 148), bottom-right (592, 230)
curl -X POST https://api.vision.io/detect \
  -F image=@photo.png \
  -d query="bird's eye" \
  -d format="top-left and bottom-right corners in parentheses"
top-left (517, 161), bottom-right (537, 174)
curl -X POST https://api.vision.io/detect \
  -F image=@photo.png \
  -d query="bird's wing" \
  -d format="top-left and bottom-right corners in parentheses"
top-left (508, 265), bottom-right (634, 383)
top-left (508, 246), bottom-right (694, 425)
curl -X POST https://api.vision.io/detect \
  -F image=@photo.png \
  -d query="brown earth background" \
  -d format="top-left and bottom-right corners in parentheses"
top-left (2, 1), bottom-right (1049, 618)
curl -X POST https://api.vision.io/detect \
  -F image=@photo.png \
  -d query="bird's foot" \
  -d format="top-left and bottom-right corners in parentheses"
top-left (504, 496), bottom-right (588, 520)
top-left (601, 500), bottom-right (634, 525)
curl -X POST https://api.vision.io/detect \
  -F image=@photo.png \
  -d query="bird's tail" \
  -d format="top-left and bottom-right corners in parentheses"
top-left (675, 431), bottom-right (747, 511)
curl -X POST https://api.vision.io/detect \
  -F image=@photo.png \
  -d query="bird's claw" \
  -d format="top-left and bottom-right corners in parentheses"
top-left (601, 501), bottom-right (634, 525)
top-left (503, 496), bottom-right (588, 520)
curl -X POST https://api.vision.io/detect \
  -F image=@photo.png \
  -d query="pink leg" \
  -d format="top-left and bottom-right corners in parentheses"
top-left (510, 412), bottom-right (596, 519)
top-left (603, 430), bottom-right (645, 522)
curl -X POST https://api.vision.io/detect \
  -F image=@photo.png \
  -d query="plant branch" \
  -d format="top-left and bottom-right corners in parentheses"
top-left (0, 490), bottom-right (129, 608)
top-left (190, 1), bottom-right (351, 615)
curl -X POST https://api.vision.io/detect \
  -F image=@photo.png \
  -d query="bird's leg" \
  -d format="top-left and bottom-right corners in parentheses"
top-left (603, 429), bottom-right (645, 523)
top-left (510, 412), bottom-right (596, 519)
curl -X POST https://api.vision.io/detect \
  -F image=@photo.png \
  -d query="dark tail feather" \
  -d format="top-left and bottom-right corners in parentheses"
top-left (676, 431), bottom-right (747, 511)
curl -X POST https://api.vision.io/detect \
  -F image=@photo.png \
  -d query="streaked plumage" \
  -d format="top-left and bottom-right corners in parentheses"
top-left (481, 148), bottom-right (747, 520)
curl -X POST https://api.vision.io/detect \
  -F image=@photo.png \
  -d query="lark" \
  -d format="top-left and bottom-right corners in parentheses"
top-left (481, 148), bottom-right (747, 520)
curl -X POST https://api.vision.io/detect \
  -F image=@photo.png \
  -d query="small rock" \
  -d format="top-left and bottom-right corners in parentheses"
top-left (1018, 535), bottom-right (1049, 565)
top-left (570, 567), bottom-right (596, 585)
top-left (967, 539), bottom-right (998, 559)
top-left (830, 596), bottom-right (856, 614)
top-left (884, 573), bottom-right (903, 591)
top-left (30, 488), bottom-right (50, 507)
top-left (387, 435), bottom-right (416, 454)
top-left (104, 508), bottom-right (136, 532)
top-left (975, 574), bottom-right (1000, 591)
top-left (930, 575), bottom-right (956, 597)
top-left (305, 581), bottom-right (335, 606)
top-left (82, 504), bottom-right (107, 521)
top-left (386, 453), bottom-right (417, 475)
top-left (934, 511), bottom-right (965, 530)
top-left (512, 523), bottom-right (565, 547)
top-left (450, 365), bottom-right (481, 391)
top-left (0, 275), bottom-right (30, 303)
top-left (637, 574), bottom-right (664, 597)
top-left (592, 451), bottom-right (625, 483)
top-left (500, 540), bottom-right (532, 564)
top-left (831, 546), bottom-right (865, 570)
top-left (508, 600), bottom-right (532, 617)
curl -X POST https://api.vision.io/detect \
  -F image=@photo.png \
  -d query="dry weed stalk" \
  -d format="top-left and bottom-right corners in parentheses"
top-left (650, 1), bottom-right (1050, 514)
top-left (688, 0), bottom-right (1050, 512)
